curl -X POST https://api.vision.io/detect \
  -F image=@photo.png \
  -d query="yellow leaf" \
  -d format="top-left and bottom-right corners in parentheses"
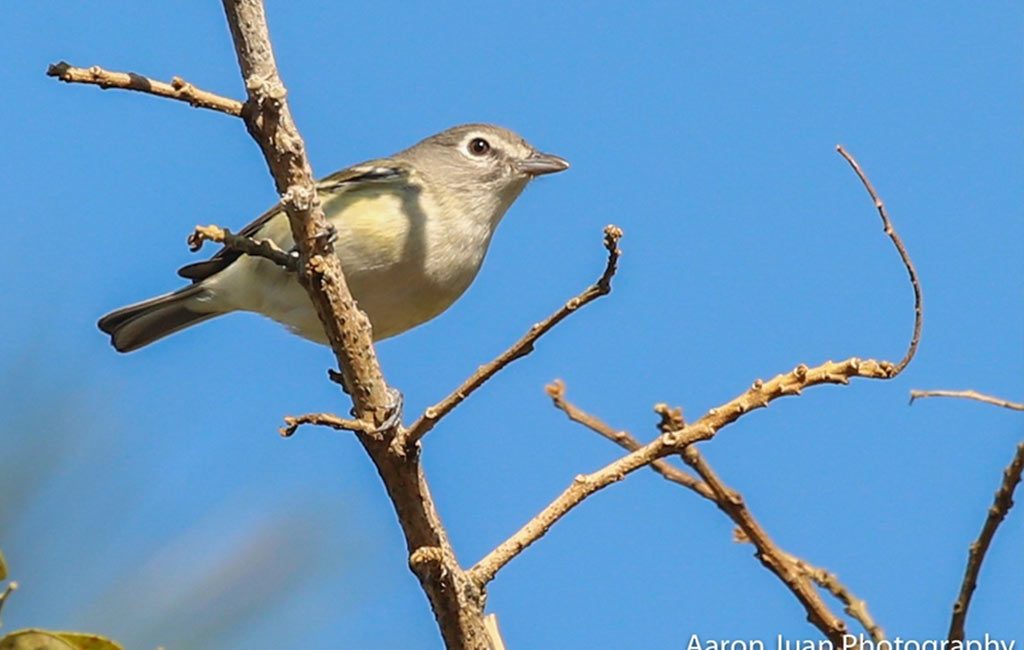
top-left (0, 630), bottom-right (122, 650)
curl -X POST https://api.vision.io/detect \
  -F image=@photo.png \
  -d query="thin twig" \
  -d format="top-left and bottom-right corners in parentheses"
top-left (836, 145), bottom-right (922, 374)
top-left (398, 225), bottom-right (623, 450)
top-left (46, 62), bottom-right (243, 116)
top-left (280, 412), bottom-right (373, 437)
top-left (471, 148), bottom-right (920, 587)
top-left (681, 447), bottom-right (849, 644)
top-left (782, 553), bottom-right (885, 643)
top-left (546, 380), bottom-right (713, 500)
top-left (948, 442), bottom-right (1024, 641)
top-left (189, 224), bottom-right (298, 271)
top-left (910, 389), bottom-right (1024, 412)
top-left (0, 581), bottom-right (18, 626)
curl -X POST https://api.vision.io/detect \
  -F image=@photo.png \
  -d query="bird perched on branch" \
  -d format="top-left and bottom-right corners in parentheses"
top-left (98, 124), bottom-right (569, 352)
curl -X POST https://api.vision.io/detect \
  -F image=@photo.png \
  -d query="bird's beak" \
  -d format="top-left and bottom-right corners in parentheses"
top-left (517, 151), bottom-right (570, 176)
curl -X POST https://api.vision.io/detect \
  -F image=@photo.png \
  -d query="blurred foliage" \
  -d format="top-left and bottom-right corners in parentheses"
top-left (0, 629), bottom-right (122, 650)
top-left (0, 354), bottom-right (357, 649)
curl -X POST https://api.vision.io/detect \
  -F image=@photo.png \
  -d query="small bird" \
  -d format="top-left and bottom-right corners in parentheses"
top-left (98, 124), bottom-right (569, 352)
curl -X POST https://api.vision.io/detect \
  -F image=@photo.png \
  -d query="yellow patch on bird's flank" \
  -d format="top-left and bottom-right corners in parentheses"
top-left (324, 187), bottom-right (420, 265)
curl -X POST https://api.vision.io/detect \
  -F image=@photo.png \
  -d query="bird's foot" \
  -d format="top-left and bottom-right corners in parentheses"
top-left (348, 387), bottom-right (404, 434)
top-left (313, 222), bottom-right (338, 247)
top-left (372, 387), bottom-right (405, 433)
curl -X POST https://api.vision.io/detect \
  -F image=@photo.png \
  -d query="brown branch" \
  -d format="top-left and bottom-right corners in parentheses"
top-left (546, 380), bottom-right (714, 500)
top-left (836, 145), bottom-right (922, 374)
top-left (948, 442), bottom-right (1024, 641)
top-left (471, 359), bottom-right (895, 585)
top-left (472, 148), bottom-right (919, 587)
top-left (280, 412), bottom-right (373, 437)
top-left (681, 447), bottom-right (849, 644)
top-left (219, 3), bottom-right (488, 648)
top-left (782, 553), bottom-right (885, 643)
top-left (188, 224), bottom-right (298, 271)
top-left (46, 62), bottom-right (243, 116)
top-left (220, 0), bottom-right (390, 425)
top-left (398, 225), bottom-right (623, 450)
top-left (0, 580), bottom-right (17, 626)
top-left (910, 389), bottom-right (1024, 412)
top-left (548, 380), bottom-right (882, 643)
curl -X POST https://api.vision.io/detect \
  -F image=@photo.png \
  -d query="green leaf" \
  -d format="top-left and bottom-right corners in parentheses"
top-left (0, 630), bottom-right (122, 650)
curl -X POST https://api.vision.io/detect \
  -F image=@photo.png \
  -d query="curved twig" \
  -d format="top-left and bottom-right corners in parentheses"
top-left (836, 145), bottom-right (922, 373)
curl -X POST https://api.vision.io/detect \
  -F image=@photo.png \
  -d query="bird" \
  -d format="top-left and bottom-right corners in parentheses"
top-left (98, 124), bottom-right (569, 352)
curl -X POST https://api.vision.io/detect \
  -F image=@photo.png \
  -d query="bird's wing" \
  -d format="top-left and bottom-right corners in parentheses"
top-left (177, 160), bottom-right (413, 282)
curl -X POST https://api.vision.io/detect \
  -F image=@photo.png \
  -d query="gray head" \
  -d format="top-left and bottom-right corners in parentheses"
top-left (396, 124), bottom-right (569, 225)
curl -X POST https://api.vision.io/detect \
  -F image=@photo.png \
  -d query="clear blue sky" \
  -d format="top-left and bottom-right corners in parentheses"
top-left (2, 2), bottom-right (1022, 648)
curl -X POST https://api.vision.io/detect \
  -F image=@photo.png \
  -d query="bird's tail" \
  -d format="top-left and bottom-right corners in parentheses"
top-left (98, 285), bottom-right (221, 353)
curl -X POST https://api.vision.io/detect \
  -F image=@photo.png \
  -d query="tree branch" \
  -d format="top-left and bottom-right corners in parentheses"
top-left (548, 380), bottom-right (883, 643)
top-left (188, 224), bottom-right (298, 272)
top-left (280, 412), bottom-right (373, 437)
top-left (781, 552), bottom-right (884, 643)
top-left (398, 225), bottom-right (623, 450)
top-left (218, 4), bottom-right (489, 648)
top-left (46, 62), bottom-right (243, 116)
top-left (471, 147), bottom-right (920, 587)
top-left (681, 446), bottom-right (850, 644)
top-left (948, 442), bottom-right (1024, 641)
top-left (836, 145), bottom-right (922, 374)
top-left (546, 380), bottom-right (713, 500)
top-left (220, 0), bottom-right (390, 425)
top-left (910, 389), bottom-right (1024, 412)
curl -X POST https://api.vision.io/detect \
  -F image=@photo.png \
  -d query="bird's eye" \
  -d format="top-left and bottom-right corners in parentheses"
top-left (468, 137), bottom-right (491, 156)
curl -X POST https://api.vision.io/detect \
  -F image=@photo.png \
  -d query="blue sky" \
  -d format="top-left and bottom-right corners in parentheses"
top-left (2, 2), bottom-right (1022, 648)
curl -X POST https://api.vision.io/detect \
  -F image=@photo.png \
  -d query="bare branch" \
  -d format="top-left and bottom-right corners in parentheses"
top-left (398, 225), bottom-right (623, 450)
top-left (782, 553), bottom-right (885, 643)
top-left (0, 581), bottom-right (18, 626)
top-left (474, 361), bottom-right (902, 585)
top-left (910, 389), bottom-right (1024, 412)
top-left (280, 412), bottom-right (373, 437)
top-left (836, 145), bottom-right (922, 373)
top-left (547, 381), bottom-right (880, 644)
top-left (46, 61), bottom-right (243, 116)
top-left (189, 224), bottom-right (298, 272)
top-left (546, 380), bottom-right (713, 500)
top-left (472, 149), bottom-right (920, 586)
top-left (219, 4), bottom-right (491, 648)
top-left (681, 447), bottom-right (849, 644)
top-left (948, 442), bottom-right (1024, 641)
top-left (221, 0), bottom-right (391, 425)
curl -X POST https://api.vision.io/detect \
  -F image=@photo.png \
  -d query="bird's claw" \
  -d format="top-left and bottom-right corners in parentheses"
top-left (314, 223), bottom-right (338, 247)
top-left (348, 387), bottom-right (404, 434)
top-left (372, 387), bottom-right (404, 433)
